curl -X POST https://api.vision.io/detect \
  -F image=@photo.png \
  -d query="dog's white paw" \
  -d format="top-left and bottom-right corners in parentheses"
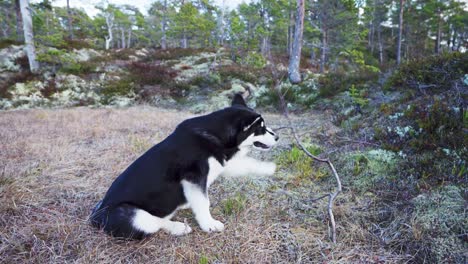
top-left (263, 162), bottom-right (276, 176)
top-left (200, 219), bottom-right (225, 233)
top-left (166, 221), bottom-right (192, 236)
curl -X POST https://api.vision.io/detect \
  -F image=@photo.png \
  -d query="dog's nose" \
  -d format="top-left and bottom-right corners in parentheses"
top-left (274, 134), bottom-right (279, 141)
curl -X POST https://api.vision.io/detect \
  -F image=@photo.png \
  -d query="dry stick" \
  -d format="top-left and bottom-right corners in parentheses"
top-left (267, 62), bottom-right (342, 243)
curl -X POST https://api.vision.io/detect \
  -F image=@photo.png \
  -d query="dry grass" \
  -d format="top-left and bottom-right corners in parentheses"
top-left (0, 106), bottom-right (408, 263)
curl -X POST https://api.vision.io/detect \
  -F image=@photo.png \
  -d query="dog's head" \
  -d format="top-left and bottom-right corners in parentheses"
top-left (231, 94), bottom-right (279, 151)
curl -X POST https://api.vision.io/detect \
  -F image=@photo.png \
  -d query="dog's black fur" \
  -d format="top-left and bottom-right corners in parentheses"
top-left (90, 94), bottom-right (273, 239)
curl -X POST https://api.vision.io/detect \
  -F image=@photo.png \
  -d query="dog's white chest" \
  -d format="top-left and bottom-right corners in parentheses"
top-left (206, 157), bottom-right (224, 187)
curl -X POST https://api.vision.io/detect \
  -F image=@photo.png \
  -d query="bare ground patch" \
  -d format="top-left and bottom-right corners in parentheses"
top-left (0, 106), bottom-right (408, 263)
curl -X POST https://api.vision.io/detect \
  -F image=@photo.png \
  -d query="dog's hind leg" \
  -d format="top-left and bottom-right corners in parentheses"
top-left (90, 203), bottom-right (191, 238)
top-left (132, 209), bottom-right (192, 236)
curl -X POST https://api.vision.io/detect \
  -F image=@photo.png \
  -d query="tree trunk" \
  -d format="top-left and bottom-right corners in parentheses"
top-left (396, 0), bottom-right (404, 65)
top-left (19, 0), bottom-right (39, 73)
top-left (66, 0), bottom-right (73, 40)
top-left (435, 13), bottom-right (442, 54)
top-left (288, 0), bottom-right (305, 84)
top-left (260, 7), bottom-right (270, 57)
top-left (287, 3), bottom-right (294, 56)
top-left (451, 29), bottom-right (457, 51)
top-left (378, 25), bottom-right (383, 65)
top-left (105, 13), bottom-right (113, 50)
top-left (127, 28), bottom-right (132, 48)
top-left (320, 27), bottom-right (327, 73)
top-left (120, 28), bottom-right (126, 49)
top-left (181, 31), bottom-right (187, 48)
top-left (15, 0), bottom-right (23, 41)
top-left (161, 0), bottom-right (167, 49)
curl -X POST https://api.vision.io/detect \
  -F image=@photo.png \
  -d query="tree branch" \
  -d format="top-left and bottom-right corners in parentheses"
top-left (267, 57), bottom-right (342, 243)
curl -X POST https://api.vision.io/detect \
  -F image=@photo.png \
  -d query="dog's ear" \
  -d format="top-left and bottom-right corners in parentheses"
top-left (231, 93), bottom-right (247, 107)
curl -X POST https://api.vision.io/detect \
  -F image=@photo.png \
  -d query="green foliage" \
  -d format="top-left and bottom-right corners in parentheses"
top-left (198, 255), bottom-right (210, 264)
top-left (145, 48), bottom-right (212, 61)
top-left (100, 78), bottom-right (134, 103)
top-left (349, 85), bottom-right (369, 107)
top-left (241, 52), bottom-right (267, 69)
top-left (276, 144), bottom-right (327, 183)
top-left (0, 39), bottom-right (23, 49)
top-left (217, 65), bottom-right (258, 84)
top-left (221, 193), bottom-right (247, 216)
top-left (318, 67), bottom-right (379, 98)
top-left (257, 78), bottom-right (318, 109)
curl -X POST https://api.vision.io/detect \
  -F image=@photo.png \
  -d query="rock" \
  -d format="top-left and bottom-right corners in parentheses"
top-left (135, 48), bottom-right (149, 57)
top-left (73, 48), bottom-right (101, 62)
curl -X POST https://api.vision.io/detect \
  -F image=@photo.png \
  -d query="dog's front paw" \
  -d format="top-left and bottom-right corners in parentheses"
top-left (200, 219), bottom-right (225, 233)
top-left (263, 162), bottom-right (276, 176)
top-left (166, 221), bottom-right (192, 236)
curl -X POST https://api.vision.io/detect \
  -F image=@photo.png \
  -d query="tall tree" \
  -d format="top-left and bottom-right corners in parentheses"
top-left (19, 0), bottom-right (39, 72)
top-left (15, 0), bottom-right (23, 41)
top-left (396, 0), bottom-right (405, 64)
top-left (66, 0), bottom-right (73, 39)
top-left (288, 0), bottom-right (304, 84)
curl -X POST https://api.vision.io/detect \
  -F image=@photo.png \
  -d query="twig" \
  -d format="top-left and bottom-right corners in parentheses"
top-left (267, 57), bottom-right (342, 243)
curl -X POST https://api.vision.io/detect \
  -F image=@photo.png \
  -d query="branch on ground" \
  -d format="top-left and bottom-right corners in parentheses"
top-left (267, 59), bottom-right (342, 243)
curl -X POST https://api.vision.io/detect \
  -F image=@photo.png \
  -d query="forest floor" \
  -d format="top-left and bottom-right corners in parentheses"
top-left (0, 106), bottom-right (412, 263)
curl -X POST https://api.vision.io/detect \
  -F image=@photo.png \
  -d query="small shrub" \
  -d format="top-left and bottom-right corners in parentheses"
top-left (384, 52), bottom-right (468, 91)
top-left (241, 51), bottom-right (266, 69)
top-left (221, 193), bottom-right (247, 216)
top-left (100, 78), bottom-right (134, 104)
top-left (349, 85), bottom-right (369, 108)
top-left (61, 60), bottom-right (97, 75)
top-left (276, 144), bottom-right (326, 184)
top-left (145, 48), bottom-right (215, 61)
top-left (189, 73), bottom-right (221, 89)
top-left (127, 62), bottom-right (178, 86)
top-left (217, 64), bottom-right (258, 84)
top-left (0, 72), bottom-right (38, 99)
top-left (109, 49), bottom-right (135, 60)
top-left (318, 68), bottom-right (379, 98)
top-left (0, 39), bottom-right (23, 49)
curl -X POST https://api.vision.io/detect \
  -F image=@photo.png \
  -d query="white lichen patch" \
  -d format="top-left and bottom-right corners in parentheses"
top-left (0, 45), bottom-right (26, 72)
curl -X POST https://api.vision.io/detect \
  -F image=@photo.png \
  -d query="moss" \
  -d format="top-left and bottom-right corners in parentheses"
top-left (342, 149), bottom-right (400, 193)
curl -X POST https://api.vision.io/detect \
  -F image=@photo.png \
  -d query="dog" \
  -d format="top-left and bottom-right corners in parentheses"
top-left (90, 94), bottom-right (279, 239)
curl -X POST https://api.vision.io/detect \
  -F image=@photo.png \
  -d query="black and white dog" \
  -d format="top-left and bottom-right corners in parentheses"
top-left (90, 94), bottom-right (278, 239)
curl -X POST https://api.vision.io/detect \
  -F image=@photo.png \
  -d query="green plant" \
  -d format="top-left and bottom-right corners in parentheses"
top-left (241, 51), bottom-right (266, 69)
top-left (276, 144), bottom-right (325, 184)
top-left (349, 85), bottom-right (369, 107)
top-left (221, 193), bottom-right (247, 216)
top-left (100, 78), bottom-right (134, 104)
